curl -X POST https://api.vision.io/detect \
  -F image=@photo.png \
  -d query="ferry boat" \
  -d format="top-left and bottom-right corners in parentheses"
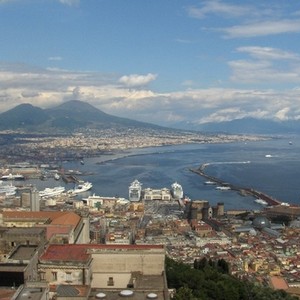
top-left (39, 186), bottom-right (66, 198)
top-left (1, 173), bottom-right (25, 181)
top-left (69, 181), bottom-right (92, 195)
top-left (171, 182), bottom-right (183, 199)
top-left (129, 179), bottom-right (142, 202)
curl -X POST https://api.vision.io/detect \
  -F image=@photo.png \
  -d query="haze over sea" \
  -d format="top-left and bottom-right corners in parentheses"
top-left (39, 136), bottom-right (300, 211)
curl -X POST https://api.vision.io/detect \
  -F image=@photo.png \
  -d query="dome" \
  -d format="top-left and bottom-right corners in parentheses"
top-left (96, 292), bottom-right (106, 299)
top-left (147, 293), bottom-right (158, 299)
top-left (252, 216), bottom-right (271, 229)
top-left (119, 290), bottom-right (134, 297)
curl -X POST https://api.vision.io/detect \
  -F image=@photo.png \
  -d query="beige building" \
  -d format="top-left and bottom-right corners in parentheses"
top-left (38, 244), bottom-right (168, 299)
top-left (143, 188), bottom-right (172, 201)
top-left (1, 211), bottom-right (90, 244)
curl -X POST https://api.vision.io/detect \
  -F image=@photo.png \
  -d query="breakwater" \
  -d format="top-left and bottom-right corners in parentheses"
top-left (190, 164), bottom-right (282, 207)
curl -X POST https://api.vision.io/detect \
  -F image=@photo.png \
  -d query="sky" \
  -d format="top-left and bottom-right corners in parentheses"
top-left (1, 0), bottom-right (300, 128)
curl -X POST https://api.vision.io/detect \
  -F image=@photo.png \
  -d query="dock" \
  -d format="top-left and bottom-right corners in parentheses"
top-left (190, 165), bottom-right (282, 207)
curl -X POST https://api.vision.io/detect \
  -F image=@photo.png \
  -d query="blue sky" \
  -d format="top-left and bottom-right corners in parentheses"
top-left (1, 0), bottom-right (300, 127)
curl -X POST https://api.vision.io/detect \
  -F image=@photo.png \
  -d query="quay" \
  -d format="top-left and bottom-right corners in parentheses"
top-left (190, 165), bottom-right (282, 207)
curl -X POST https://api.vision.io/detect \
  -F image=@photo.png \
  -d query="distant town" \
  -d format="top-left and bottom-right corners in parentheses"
top-left (0, 129), bottom-right (299, 299)
top-left (0, 127), bottom-right (264, 163)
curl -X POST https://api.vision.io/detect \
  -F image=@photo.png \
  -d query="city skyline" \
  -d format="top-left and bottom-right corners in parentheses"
top-left (1, 0), bottom-right (300, 127)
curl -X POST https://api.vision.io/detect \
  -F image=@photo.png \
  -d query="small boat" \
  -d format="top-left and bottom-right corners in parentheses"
top-left (204, 180), bottom-right (216, 185)
top-left (54, 173), bottom-right (60, 180)
top-left (216, 186), bottom-right (231, 191)
top-left (254, 198), bottom-right (268, 206)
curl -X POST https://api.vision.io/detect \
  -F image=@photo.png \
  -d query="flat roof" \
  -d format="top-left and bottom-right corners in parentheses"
top-left (40, 244), bottom-right (165, 263)
top-left (9, 245), bottom-right (37, 260)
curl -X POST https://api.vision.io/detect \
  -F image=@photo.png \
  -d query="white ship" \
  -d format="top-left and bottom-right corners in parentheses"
top-left (171, 182), bottom-right (183, 199)
top-left (1, 173), bottom-right (25, 180)
top-left (216, 186), bottom-right (231, 191)
top-left (0, 181), bottom-right (17, 196)
top-left (204, 180), bottom-right (217, 185)
top-left (54, 173), bottom-right (60, 180)
top-left (254, 198), bottom-right (268, 206)
top-left (129, 179), bottom-right (142, 202)
top-left (39, 186), bottom-right (66, 198)
top-left (70, 181), bottom-right (93, 195)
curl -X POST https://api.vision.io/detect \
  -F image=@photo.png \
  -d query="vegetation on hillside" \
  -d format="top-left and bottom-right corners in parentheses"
top-left (165, 256), bottom-right (297, 300)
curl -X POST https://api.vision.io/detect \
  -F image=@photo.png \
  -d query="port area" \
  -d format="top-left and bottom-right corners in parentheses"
top-left (190, 164), bottom-right (282, 207)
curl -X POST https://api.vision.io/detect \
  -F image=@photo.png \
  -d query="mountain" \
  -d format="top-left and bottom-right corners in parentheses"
top-left (173, 117), bottom-right (300, 135)
top-left (0, 103), bottom-right (50, 129)
top-left (0, 100), bottom-right (165, 133)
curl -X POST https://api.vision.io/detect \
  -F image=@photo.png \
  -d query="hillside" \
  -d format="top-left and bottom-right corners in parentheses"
top-left (173, 117), bottom-right (300, 135)
top-left (0, 100), bottom-right (166, 133)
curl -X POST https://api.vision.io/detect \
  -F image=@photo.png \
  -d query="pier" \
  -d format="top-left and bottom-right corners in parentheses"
top-left (190, 164), bottom-right (282, 207)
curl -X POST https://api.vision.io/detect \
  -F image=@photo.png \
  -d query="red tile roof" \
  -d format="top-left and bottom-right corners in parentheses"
top-left (40, 244), bottom-right (164, 263)
top-left (3, 211), bottom-right (80, 227)
top-left (269, 276), bottom-right (289, 290)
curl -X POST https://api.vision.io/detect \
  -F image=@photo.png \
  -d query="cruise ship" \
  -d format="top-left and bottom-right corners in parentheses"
top-left (69, 181), bottom-right (93, 195)
top-left (129, 179), bottom-right (142, 202)
top-left (0, 181), bottom-right (17, 196)
top-left (171, 182), bottom-right (183, 199)
top-left (39, 186), bottom-right (66, 198)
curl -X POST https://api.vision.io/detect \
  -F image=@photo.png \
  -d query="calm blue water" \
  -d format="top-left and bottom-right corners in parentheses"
top-left (33, 136), bottom-right (300, 211)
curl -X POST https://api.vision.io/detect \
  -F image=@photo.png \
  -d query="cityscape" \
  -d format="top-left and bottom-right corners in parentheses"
top-left (1, 0), bottom-right (300, 299)
top-left (0, 129), bottom-right (299, 299)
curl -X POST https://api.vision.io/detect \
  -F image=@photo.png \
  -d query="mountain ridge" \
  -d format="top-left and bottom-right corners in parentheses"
top-left (172, 117), bottom-right (300, 135)
top-left (0, 100), bottom-right (167, 133)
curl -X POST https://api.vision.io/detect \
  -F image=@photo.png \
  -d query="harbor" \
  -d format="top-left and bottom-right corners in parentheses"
top-left (190, 163), bottom-right (283, 207)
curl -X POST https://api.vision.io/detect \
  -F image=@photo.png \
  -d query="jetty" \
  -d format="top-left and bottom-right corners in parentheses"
top-left (190, 164), bottom-right (282, 207)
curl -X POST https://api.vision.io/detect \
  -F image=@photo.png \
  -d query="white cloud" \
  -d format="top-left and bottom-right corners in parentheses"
top-left (236, 46), bottom-right (300, 61)
top-left (222, 19), bottom-right (300, 38)
top-left (228, 47), bottom-right (300, 84)
top-left (229, 59), bottom-right (300, 83)
top-left (48, 56), bottom-right (63, 61)
top-left (0, 0), bottom-right (80, 4)
top-left (187, 1), bottom-right (252, 19)
top-left (118, 73), bottom-right (157, 87)
top-left (275, 107), bottom-right (290, 121)
top-left (58, 0), bottom-right (80, 6)
top-left (1, 63), bottom-right (300, 126)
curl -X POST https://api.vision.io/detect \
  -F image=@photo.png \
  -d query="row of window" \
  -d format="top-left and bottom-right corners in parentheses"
top-left (40, 271), bottom-right (115, 286)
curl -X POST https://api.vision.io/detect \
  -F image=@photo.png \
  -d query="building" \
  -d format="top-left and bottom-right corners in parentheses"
top-left (143, 188), bottom-right (172, 201)
top-left (38, 244), bottom-right (168, 299)
top-left (1, 211), bottom-right (90, 244)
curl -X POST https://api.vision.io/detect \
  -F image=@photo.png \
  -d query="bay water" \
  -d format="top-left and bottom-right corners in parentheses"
top-left (54, 136), bottom-right (300, 209)
top-left (55, 136), bottom-right (300, 211)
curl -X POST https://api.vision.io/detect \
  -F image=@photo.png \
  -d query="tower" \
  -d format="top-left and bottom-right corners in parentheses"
top-left (30, 188), bottom-right (40, 211)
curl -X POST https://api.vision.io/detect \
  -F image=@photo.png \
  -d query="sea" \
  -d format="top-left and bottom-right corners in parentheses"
top-left (29, 136), bottom-right (300, 211)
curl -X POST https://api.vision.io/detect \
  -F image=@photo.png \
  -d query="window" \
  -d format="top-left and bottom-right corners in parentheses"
top-left (107, 276), bottom-right (114, 286)
top-left (40, 272), bottom-right (46, 281)
top-left (52, 272), bottom-right (57, 281)
top-left (66, 272), bottom-right (72, 282)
